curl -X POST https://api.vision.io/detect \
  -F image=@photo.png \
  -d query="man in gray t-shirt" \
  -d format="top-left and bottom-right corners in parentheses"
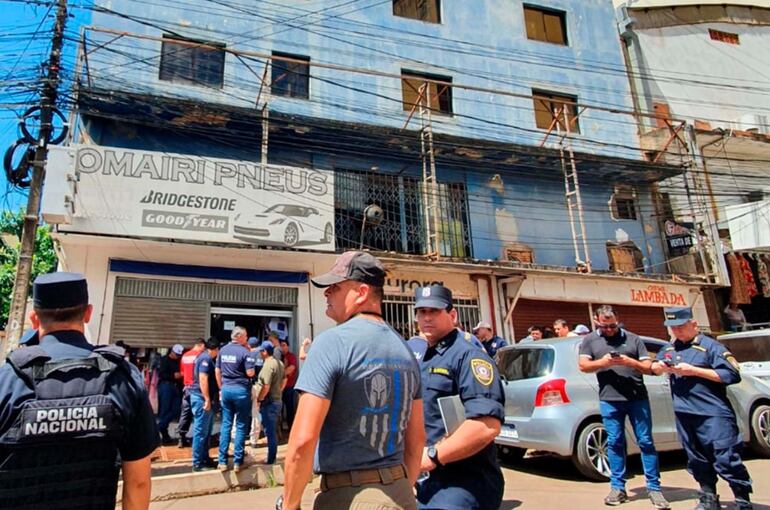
top-left (281, 251), bottom-right (424, 510)
top-left (578, 305), bottom-right (669, 509)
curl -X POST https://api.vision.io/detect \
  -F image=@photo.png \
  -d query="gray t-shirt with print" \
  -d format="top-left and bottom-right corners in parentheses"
top-left (579, 329), bottom-right (650, 401)
top-left (295, 317), bottom-right (422, 474)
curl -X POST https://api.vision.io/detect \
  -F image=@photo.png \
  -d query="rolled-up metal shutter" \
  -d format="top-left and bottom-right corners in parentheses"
top-left (512, 299), bottom-right (591, 341)
top-left (111, 296), bottom-right (208, 348)
top-left (612, 305), bottom-right (668, 340)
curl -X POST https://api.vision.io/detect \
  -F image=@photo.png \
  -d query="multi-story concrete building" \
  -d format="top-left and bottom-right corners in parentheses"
top-left (617, 0), bottom-right (770, 327)
top-left (41, 0), bottom-right (715, 353)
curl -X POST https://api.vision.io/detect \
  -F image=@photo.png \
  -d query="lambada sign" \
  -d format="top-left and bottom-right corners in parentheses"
top-left (53, 145), bottom-right (335, 251)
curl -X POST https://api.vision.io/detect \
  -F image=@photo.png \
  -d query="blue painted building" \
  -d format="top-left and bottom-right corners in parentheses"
top-left (41, 0), bottom-right (712, 347)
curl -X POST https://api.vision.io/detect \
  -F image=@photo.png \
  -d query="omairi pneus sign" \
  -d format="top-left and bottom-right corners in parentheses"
top-left (56, 145), bottom-right (335, 250)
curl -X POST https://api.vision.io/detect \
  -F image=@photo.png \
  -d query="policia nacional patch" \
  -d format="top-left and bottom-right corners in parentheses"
top-left (471, 359), bottom-right (494, 386)
top-left (724, 351), bottom-right (741, 371)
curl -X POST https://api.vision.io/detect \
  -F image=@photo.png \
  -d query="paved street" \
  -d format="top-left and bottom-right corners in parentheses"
top-left (149, 451), bottom-right (770, 509)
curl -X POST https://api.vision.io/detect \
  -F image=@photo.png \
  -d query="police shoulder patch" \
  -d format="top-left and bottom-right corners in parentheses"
top-left (471, 358), bottom-right (494, 386)
top-left (724, 353), bottom-right (741, 371)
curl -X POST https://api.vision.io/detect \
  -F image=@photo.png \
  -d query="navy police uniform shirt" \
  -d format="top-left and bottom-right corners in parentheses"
top-left (216, 342), bottom-right (255, 388)
top-left (656, 333), bottom-right (741, 417)
top-left (421, 328), bottom-right (504, 458)
top-left (190, 351), bottom-right (215, 397)
top-left (0, 331), bottom-right (159, 462)
top-left (481, 335), bottom-right (508, 358)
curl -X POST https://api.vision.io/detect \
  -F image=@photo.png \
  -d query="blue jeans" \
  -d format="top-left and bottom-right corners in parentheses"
top-left (259, 399), bottom-right (282, 464)
top-left (599, 399), bottom-right (661, 491)
top-left (157, 381), bottom-right (180, 431)
top-left (190, 392), bottom-right (213, 468)
top-left (218, 385), bottom-right (252, 466)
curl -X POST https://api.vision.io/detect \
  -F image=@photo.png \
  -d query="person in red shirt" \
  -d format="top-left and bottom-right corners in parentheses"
top-left (177, 338), bottom-right (205, 447)
top-left (279, 339), bottom-right (298, 430)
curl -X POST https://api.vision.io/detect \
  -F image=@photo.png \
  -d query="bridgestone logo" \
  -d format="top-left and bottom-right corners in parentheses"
top-left (24, 407), bottom-right (107, 435)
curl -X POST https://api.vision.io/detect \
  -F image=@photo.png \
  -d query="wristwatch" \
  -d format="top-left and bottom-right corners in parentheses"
top-left (427, 445), bottom-right (443, 467)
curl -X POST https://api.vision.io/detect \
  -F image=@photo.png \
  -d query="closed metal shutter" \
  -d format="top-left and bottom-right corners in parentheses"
top-left (111, 296), bottom-right (208, 348)
top-left (511, 299), bottom-right (591, 340)
top-left (110, 277), bottom-right (298, 347)
top-left (612, 305), bottom-right (668, 339)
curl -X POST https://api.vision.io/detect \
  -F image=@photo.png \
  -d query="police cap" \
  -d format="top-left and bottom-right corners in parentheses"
top-left (414, 285), bottom-right (453, 310)
top-left (663, 307), bottom-right (694, 326)
top-left (33, 272), bottom-right (88, 309)
top-left (257, 341), bottom-right (274, 354)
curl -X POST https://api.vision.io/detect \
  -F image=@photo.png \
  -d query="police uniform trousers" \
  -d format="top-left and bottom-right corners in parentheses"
top-left (417, 464), bottom-right (504, 510)
top-left (675, 412), bottom-right (752, 494)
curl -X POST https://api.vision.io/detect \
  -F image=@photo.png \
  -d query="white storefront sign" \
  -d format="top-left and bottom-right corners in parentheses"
top-left (44, 145), bottom-right (335, 251)
top-left (384, 270), bottom-right (478, 298)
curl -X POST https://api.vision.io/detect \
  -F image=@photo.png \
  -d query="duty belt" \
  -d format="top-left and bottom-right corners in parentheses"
top-left (320, 464), bottom-right (407, 492)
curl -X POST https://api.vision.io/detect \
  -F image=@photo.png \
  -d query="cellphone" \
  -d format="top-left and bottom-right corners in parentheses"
top-left (609, 351), bottom-right (620, 358)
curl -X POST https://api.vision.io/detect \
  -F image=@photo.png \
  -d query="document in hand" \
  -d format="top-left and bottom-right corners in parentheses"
top-left (438, 395), bottom-right (465, 436)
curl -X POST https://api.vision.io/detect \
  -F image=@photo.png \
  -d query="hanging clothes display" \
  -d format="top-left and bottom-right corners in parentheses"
top-left (757, 254), bottom-right (770, 299)
top-left (738, 253), bottom-right (759, 299)
top-left (726, 252), bottom-right (752, 304)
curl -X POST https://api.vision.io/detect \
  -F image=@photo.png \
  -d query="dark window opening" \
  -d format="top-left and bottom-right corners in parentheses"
top-left (271, 52), bottom-right (310, 99)
top-left (159, 34), bottom-right (225, 88)
top-left (334, 169), bottom-right (471, 257)
top-left (612, 186), bottom-right (637, 220)
top-left (402, 70), bottom-right (452, 115)
top-left (709, 29), bottom-right (739, 45)
top-left (393, 0), bottom-right (441, 23)
top-left (524, 5), bottom-right (568, 45)
top-left (533, 90), bottom-right (580, 133)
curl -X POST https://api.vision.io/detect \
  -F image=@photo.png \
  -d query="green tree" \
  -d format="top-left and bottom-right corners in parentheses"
top-left (1, 209), bottom-right (58, 329)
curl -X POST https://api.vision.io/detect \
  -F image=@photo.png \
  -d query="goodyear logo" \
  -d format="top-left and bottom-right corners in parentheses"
top-left (141, 209), bottom-right (229, 233)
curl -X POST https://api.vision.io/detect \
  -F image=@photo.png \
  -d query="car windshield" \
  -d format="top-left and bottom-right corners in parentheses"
top-left (265, 204), bottom-right (288, 214)
top-left (717, 334), bottom-right (770, 362)
top-left (497, 348), bottom-right (555, 382)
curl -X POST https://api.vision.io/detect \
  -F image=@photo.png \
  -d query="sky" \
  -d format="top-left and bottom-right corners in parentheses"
top-left (0, 0), bottom-right (90, 213)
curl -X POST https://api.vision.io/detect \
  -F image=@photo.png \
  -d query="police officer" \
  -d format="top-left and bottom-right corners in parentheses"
top-left (414, 284), bottom-right (505, 510)
top-left (191, 337), bottom-right (219, 472)
top-left (651, 307), bottom-right (753, 510)
top-left (0, 272), bottom-right (159, 509)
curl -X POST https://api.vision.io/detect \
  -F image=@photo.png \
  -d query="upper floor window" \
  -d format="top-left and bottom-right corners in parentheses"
top-left (532, 90), bottom-right (580, 133)
top-left (393, 0), bottom-right (441, 23)
top-left (524, 5), bottom-right (567, 45)
top-left (610, 185), bottom-right (637, 220)
top-left (159, 35), bottom-right (225, 88)
top-left (402, 70), bottom-right (453, 115)
top-left (709, 29), bottom-right (739, 45)
top-left (271, 52), bottom-right (310, 99)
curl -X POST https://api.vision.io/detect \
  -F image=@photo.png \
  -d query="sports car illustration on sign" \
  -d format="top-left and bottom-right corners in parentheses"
top-left (233, 204), bottom-right (333, 247)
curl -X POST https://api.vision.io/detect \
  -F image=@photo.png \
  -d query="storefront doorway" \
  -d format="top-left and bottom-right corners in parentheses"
top-left (210, 306), bottom-right (294, 347)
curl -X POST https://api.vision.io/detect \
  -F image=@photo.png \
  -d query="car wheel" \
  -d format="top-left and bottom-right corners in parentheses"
top-left (323, 222), bottom-right (333, 242)
top-left (750, 404), bottom-right (770, 457)
top-left (572, 421), bottom-right (611, 481)
top-left (497, 445), bottom-right (526, 464)
top-left (284, 223), bottom-right (299, 247)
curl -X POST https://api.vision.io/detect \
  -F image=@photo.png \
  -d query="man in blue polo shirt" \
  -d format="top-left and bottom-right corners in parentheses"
top-left (215, 326), bottom-right (255, 472)
top-left (190, 337), bottom-right (220, 471)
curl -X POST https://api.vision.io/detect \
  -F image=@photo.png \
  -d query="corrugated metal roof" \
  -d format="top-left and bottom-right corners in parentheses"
top-left (617, 0), bottom-right (770, 8)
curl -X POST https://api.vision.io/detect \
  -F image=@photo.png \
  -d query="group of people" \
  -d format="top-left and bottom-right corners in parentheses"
top-left (519, 318), bottom-right (591, 343)
top-left (0, 253), bottom-right (757, 510)
top-left (579, 305), bottom-right (754, 510)
top-left (156, 327), bottom-right (300, 472)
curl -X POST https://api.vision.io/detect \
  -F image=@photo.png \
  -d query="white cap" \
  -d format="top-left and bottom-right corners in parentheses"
top-left (473, 321), bottom-right (493, 332)
top-left (573, 324), bottom-right (590, 335)
top-left (171, 344), bottom-right (184, 355)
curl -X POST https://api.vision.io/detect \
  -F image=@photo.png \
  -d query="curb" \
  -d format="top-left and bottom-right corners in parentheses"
top-left (117, 463), bottom-right (285, 503)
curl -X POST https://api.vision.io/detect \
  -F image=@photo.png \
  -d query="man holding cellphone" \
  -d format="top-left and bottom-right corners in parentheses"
top-left (578, 305), bottom-right (669, 509)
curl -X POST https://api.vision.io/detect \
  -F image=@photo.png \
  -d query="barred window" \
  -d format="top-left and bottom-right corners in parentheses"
top-left (159, 35), bottom-right (225, 88)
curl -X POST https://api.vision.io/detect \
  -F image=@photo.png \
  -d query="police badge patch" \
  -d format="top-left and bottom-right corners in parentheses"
top-left (471, 359), bottom-right (494, 386)
top-left (724, 352), bottom-right (741, 371)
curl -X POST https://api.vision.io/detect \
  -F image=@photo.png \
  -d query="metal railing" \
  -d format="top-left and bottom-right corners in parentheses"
top-left (382, 293), bottom-right (480, 340)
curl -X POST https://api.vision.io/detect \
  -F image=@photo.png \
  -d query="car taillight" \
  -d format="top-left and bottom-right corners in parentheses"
top-left (534, 378), bottom-right (570, 407)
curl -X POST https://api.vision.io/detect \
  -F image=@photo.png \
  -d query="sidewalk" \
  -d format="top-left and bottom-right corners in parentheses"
top-left (117, 439), bottom-right (291, 504)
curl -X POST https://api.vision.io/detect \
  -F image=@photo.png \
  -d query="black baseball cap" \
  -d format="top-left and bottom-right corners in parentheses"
top-left (663, 307), bottom-right (693, 327)
top-left (414, 285), bottom-right (453, 310)
top-left (311, 251), bottom-right (386, 288)
top-left (33, 272), bottom-right (88, 309)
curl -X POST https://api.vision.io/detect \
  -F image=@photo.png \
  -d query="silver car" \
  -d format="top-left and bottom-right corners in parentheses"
top-left (494, 336), bottom-right (770, 480)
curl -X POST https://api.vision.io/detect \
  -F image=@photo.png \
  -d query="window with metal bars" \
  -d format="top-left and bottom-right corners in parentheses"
top-left (382, 294), bottom-right (480, 340)
top-left (159, 34), bottom-right (225, 88)
top-left (334, 169), bottom-right (472, 257)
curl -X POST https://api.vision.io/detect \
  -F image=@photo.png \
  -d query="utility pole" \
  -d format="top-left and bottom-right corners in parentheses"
top-left (1, 0), bottom-right (68, 363)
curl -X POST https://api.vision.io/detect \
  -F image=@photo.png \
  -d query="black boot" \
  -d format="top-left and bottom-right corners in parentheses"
top-left (693, 487), bottom-right (719, 510)
top-left (732, 485), bottom-right (753, 510)
top-left (178, 436), bottom-right (191, 448)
